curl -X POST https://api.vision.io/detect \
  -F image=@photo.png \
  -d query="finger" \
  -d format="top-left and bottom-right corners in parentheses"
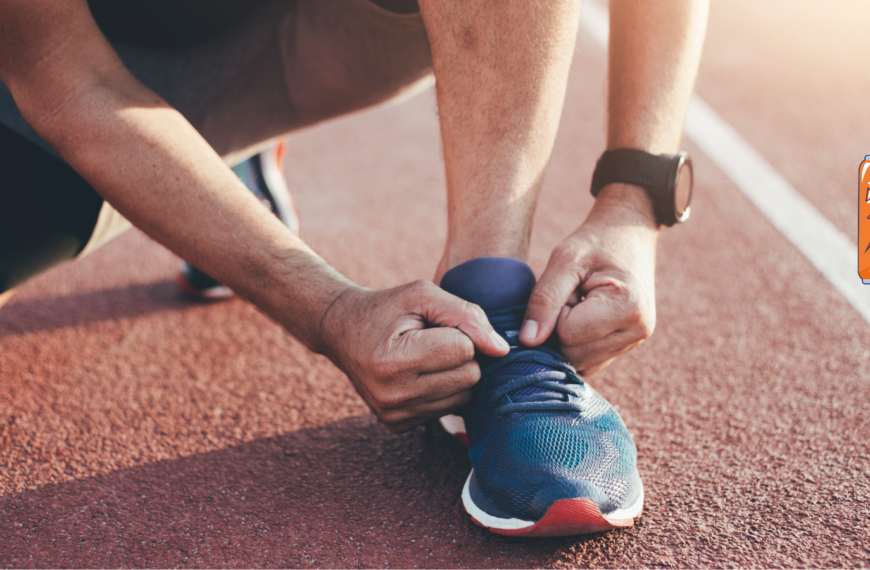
top-left (397, 326), bottom-right (477, 373)
top-left (579, 339), bottom-right (639, 376)
top-left (564, 329), bottom-right (645, 375)
top-left (521, 251), bottom-right (582, 347)
top-left (369, 358), bottom-right (478, 411)
top-left (411, 361), bottom-right (481, 404)
top-left (557, 285), bottom-right (634, 347)
top-left (415, 284), bottom-right (510, 357)
top-left (581, 356), bottom-right (621, 378)
top-left (380, 390), bottom-right (474, 434)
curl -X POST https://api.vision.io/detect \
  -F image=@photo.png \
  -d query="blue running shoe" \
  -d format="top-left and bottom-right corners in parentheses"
top-left (440, 257), bottom-right (644, 537)
top-left (177, 142), bottom-right (300, 299)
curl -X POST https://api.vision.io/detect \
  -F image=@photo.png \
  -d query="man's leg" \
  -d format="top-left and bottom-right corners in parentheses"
top-left (420, 0), bottom-right (582, 281)
top-left (418, 0), bottom-right (651, 538)
top-left (106, 0), bottom-right (433, 164)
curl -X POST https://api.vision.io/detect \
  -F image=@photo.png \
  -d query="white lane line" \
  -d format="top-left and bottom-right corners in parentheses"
top-left (684, 99), bottom-right (870, 323)
top-left (580, 0), bottom-right (610, 49)
top-left (579, 1), bottom-right (870, 325)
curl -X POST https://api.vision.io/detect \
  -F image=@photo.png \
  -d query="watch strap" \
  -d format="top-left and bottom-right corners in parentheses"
top-left (590, 149), bottom-right (674, 200)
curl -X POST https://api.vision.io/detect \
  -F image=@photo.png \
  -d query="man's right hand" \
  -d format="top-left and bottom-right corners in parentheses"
top-left (319, 280), bottom-right (510, 433)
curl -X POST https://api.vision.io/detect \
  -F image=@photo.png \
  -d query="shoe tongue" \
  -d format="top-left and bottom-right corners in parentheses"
top-left (441, 258), bottom-right (564, 402)
top-left (439, 257), bottom-right (536, 311)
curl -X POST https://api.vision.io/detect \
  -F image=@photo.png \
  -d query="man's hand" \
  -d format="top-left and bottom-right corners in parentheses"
top-left (320, 281), bottom-right (510, 433)
top-left (520, 184), bottom-right (659, 376)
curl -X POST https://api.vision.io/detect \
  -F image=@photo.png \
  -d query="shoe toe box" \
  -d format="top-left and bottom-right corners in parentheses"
top-left (470, 408), bottom-right (640, 521)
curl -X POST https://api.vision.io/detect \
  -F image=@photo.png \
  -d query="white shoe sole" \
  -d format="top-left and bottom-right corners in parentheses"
top-left (461, 469), bottom-right (644, 537)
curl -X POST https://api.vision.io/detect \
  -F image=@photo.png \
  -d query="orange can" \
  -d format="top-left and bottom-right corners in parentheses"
top-left (861, 156), bottom-right (870, 284)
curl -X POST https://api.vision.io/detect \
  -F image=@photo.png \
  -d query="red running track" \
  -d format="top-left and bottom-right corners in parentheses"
top-left (1, 0), bottom-right (869, 567)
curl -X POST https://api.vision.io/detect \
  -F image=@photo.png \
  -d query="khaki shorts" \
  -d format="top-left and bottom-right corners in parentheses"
top-left (0, 0), bottom-right (433, 259)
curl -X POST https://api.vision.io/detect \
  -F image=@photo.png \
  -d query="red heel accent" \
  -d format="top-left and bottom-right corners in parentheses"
top-left (489, 499), bottom-right (637, 538)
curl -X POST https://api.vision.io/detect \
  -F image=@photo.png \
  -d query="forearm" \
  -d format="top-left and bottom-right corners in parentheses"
top-left (419, 0), bottom-right (582, 271)
top-left (608, 0), bottom-right (709, 154)
top-left (18, 72), bottom-right (353, 352)
top-left (601, 0), bottom-right (709, 223)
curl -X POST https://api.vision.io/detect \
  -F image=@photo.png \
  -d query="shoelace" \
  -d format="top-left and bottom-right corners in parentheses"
top-left (485, 306), bottom-right (585, 416)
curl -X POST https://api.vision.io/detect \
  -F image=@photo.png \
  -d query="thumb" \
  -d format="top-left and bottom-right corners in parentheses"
top-left (419, 287), bottom-right (510, 358)
top-left (521, 256), bottom-right (581, 346)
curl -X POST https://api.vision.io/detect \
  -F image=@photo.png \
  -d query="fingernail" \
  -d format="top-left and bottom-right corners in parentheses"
top-left (560, 306), bottom-right (570, 321)
top-left (520, 320), bottom-right (538, 343)
top-left (490, 330), bottom-right (510, 352)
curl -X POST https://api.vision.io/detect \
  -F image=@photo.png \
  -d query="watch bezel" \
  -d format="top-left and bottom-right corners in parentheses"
top-left (666, 152), bottom-right (693, 226)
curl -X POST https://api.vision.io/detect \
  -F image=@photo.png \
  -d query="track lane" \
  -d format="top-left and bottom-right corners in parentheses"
top-left (1, 1), bottom-right (868, 567)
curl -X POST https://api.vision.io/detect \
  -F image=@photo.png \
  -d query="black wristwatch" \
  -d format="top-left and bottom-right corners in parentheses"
top-left (590, 149), bottom-right (693, 227)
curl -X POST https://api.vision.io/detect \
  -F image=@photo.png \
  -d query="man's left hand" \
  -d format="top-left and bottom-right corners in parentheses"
top-left (519, 184), bottom-right (660, 376)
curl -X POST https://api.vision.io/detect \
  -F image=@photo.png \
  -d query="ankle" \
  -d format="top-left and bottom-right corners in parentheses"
top-left (435, 242), bottom-right (529, 285)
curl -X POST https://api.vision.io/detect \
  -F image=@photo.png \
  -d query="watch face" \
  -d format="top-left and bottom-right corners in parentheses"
top-left (674, 158), bottom-right (693, 221)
